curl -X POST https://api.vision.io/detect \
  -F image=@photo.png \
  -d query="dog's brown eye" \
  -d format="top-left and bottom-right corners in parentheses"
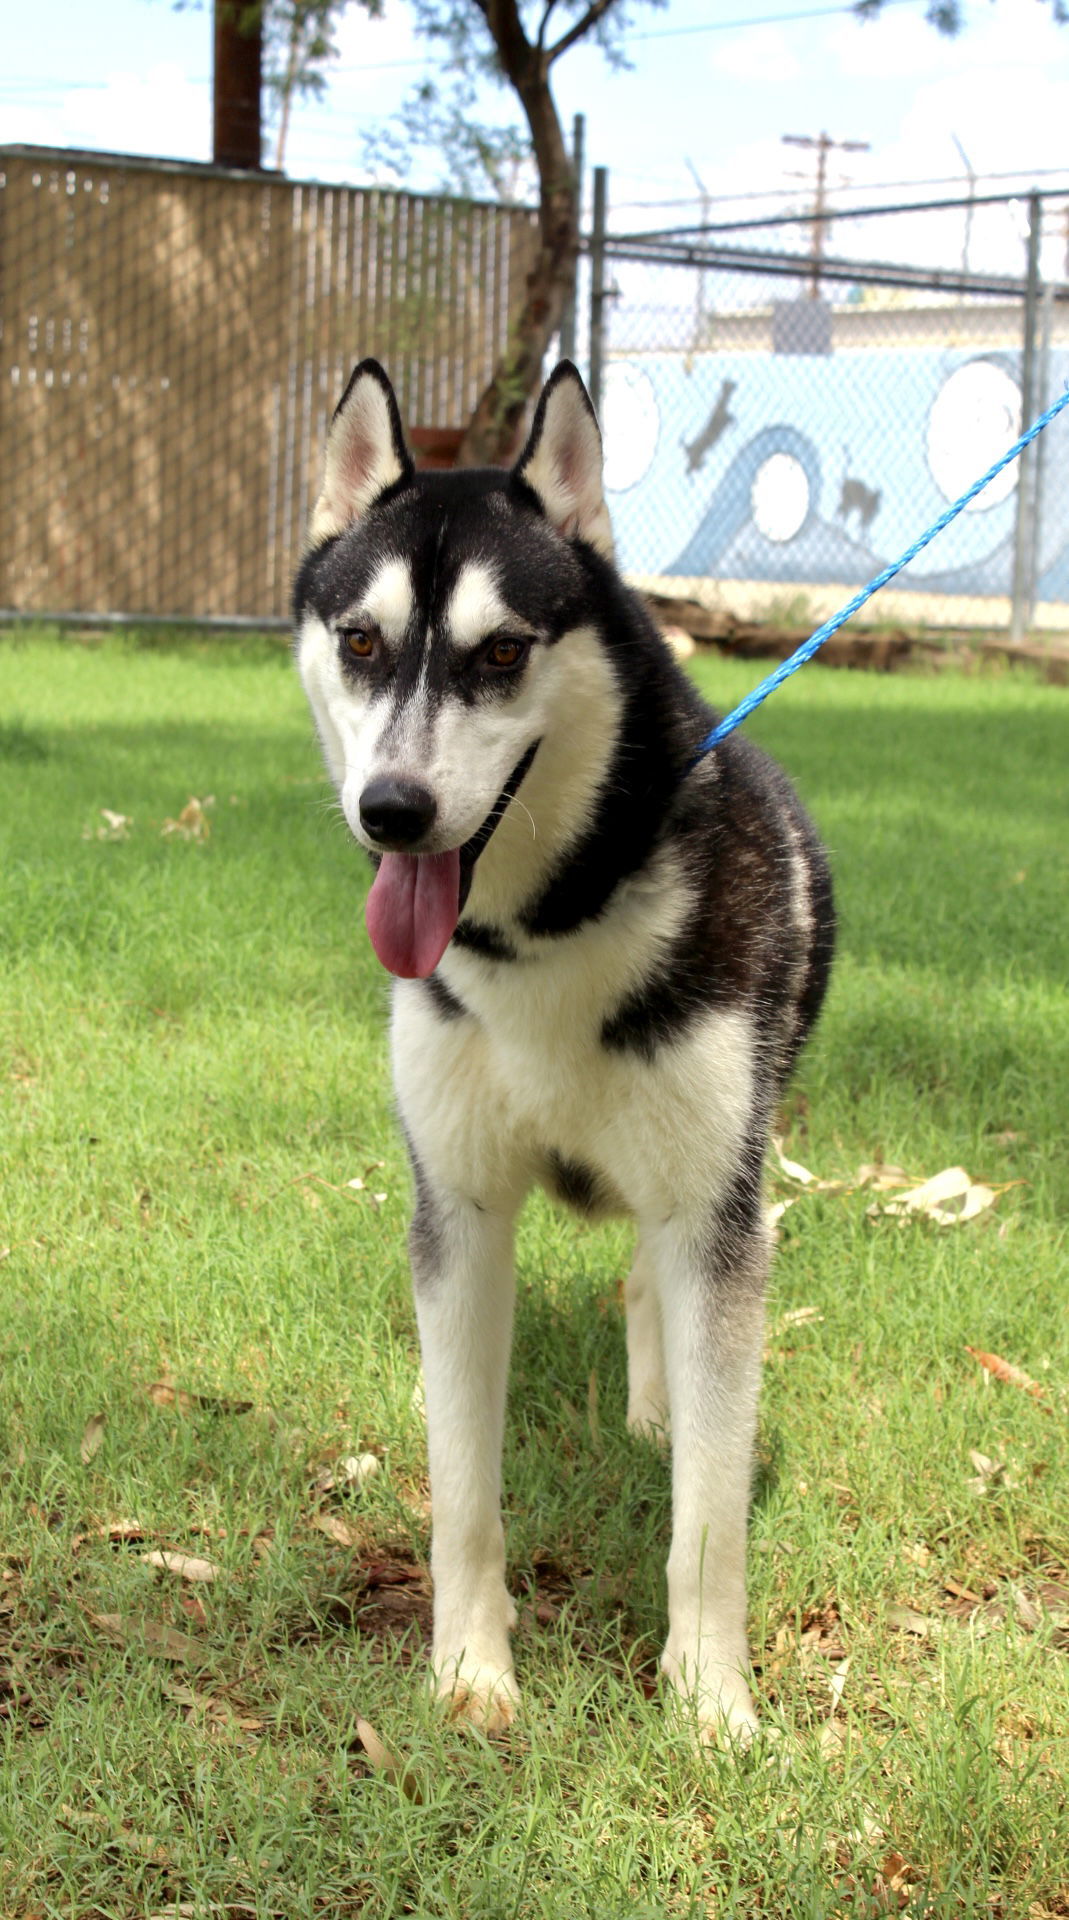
top-left (342, 628), bottom-right (375, 659)
top-left (485, 637), bottom-right (526, 671)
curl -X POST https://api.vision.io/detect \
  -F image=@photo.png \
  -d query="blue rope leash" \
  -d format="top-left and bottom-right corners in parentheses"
top-left (691, 381), bottom-right (1069, 760)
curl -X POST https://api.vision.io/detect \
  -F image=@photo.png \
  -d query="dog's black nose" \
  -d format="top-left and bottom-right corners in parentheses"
top-left (359, 776), bottom-right (437, 848)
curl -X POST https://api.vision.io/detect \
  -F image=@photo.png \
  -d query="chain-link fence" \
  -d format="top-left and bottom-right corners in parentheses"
top-left (5, 145), bottom-right (1068, 637)
top-left (587, 187), bottom-right (1069, 633)
top-left (0, 145), bottom-right (538, 624)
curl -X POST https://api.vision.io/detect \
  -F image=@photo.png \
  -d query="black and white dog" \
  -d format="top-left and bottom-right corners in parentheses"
top-left (294, 360), bottom-right (835, 1743)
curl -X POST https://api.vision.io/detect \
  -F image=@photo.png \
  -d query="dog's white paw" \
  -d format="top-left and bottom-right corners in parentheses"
top-left (661, 1649), bottom-right (760, 1751)
top-left (432, 1654), bottom-right (519, 1735)
top-left (626, 1403), bottom-right (670, 1447)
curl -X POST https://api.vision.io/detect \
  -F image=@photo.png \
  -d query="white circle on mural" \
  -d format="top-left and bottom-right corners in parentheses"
top-left (927, 360), bottom-right (1021, 511)
top-left (599, 362), bottom-right (660, 493)
top-left (751, 452), bottom-right (810, 543)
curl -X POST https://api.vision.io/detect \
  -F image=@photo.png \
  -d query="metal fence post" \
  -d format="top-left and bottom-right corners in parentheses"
top-left (559, 113), bottom-right (585, 363)
top-left (588, 165), bottom-right (608, 418)
top-left (1010, 191), bottom-right (1042, 641)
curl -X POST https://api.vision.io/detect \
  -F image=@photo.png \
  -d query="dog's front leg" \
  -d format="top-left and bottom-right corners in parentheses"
top-left (646, 1208), bottom-right (770, 1746)
top-left (409, 1180), bottom-right (520, 1732)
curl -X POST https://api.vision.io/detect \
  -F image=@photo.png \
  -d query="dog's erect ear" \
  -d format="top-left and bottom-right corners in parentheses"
top-left (513, 362), bottom-right (614, 559)
top-left (309, 359), bottom-right (413, 544)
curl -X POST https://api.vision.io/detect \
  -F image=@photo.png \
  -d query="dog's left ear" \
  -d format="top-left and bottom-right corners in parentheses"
top-left (514, 362), bottom-right (614, 559)
top-left (309, 359), bottom-right (414, 545)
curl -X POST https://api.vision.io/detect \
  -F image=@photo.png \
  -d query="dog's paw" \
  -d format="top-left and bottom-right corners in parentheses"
top-left (433, 1655), bottom-right (519, 1735)
top-left (661, 1650), bottom-right (759, 1752)
top-left (626, 1404), bottom-right (670, 1447)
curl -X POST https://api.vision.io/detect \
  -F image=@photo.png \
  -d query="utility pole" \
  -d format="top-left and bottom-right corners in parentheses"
top-left (782, 131), bottom-right (870, 297)
top-left (213, 0), bottom-right (263, 171)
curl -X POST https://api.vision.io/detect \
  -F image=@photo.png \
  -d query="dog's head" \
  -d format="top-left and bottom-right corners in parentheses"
top-left (294, 360), bottom-right (617, 977)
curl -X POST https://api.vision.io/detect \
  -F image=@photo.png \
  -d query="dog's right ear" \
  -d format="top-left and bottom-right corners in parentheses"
top-left (309, 360), bottom-right (413, 545)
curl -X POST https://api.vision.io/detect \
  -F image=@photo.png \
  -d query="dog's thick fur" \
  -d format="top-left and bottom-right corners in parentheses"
top-left (294, 360), bottom-right (835, 1741)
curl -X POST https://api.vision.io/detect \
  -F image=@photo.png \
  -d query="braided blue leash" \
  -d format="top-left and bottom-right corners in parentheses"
top-left (692, 381), bottom-right (1069, 761)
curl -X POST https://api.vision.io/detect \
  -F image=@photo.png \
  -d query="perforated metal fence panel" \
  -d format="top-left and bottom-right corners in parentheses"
top-left (0, 147), bottom-right (538, 623)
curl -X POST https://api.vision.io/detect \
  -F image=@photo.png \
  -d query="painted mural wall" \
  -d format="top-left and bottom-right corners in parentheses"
top-left (600, 347), bottom-right (1069, 602)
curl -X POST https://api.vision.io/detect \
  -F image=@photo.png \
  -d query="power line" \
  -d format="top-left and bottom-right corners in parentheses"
top-left (606, 163), bottom-right (1069, 211)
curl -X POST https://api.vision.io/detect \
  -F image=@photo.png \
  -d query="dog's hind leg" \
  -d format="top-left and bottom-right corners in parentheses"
top-left (646, 1202), bottom-right (770, 1746)
top-left (624, 1241), bottom-right (669, 1442)
top-left (409, 1179), bottom-right (521, 1733)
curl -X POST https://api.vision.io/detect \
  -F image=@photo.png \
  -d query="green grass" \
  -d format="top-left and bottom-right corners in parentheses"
top-left (1, 624), bottom-right (1067, 1920)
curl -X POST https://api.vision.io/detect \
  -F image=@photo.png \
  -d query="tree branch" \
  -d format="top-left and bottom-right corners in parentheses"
top-left (546, 0), bottom-right (619, 66)
top-left (535, 0), bottom-right (559, 51)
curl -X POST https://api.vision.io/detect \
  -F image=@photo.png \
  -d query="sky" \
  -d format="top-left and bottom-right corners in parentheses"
top-left (3, 0), bottom-right (1069, 259)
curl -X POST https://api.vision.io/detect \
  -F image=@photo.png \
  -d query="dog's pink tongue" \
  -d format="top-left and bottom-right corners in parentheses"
top-left (365, 849), bottom-right (461, 979)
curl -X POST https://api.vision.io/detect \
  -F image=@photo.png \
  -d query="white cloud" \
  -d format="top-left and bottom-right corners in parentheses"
top-left (33, 64), bottom-right (211, 163)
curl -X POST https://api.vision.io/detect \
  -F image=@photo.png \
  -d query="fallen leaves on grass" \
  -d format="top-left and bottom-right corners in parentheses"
top-left (83, 808), bottom-right (132, 841)
top-left (79, 1412), bottom-right (106, 1465)
top-left (770, 1139), bottom-right (847, 1191)
top-left (256, 1165), bottom-right (389, 1213)
top-left (770, 1142), bottom-right (1007, 1233)
top-left (869, 1166), bottom-right (996, 1227)
top-left (313, 1513), bottom-right (363, 1548)
top-left (354, 1716), bottom-right (423, 1800)
top-left (966, 1449), bottom-right (1020, 1495)
top-left (965, 1345), bottom-right (1049, 1406)
top-left (59, 1804), bottom-right (171, 1868)
top-left (818, 1656), bottom-right (850, 1758)
top-left (311, 1453), bottom-right (380, 1496)
top-left (147, 1380), bottom-right (254, 1416)
top-left (160, 795), bottom-right (213, 841)
top-left (71, 1519), bottom-right (145, 1551)
top-left (887, 1605), bottom-right (943, 1641)
top-left (86, 1610), bottom-right (209, 1663)
top-left (141, 1550), bottom-right (221, 1583)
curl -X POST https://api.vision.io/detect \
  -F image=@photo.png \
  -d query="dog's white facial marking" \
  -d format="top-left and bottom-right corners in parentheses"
top-left (356, 555), bottom-right (414, 643)
top-left (445, 562), bottom-right (517, 652)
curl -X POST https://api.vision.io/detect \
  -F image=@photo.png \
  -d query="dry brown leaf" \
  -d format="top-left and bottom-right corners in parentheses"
top-left (354, 1716), bottom-right (422, 1801)
top-left (313, 1453), bottom-right (380, 1495)
top-left (773, 1305), bottom-right (824, 1334)
top-left (146, 1380), bottom-right (253, 1416)
top-left (79, 1412), bottom-right (106, 1465)
top-left (84, 808), bottom-right (132, 841)
top-left (87, 1610), bottom-right (208, 1662)
top-left (965, 1346), bottom-right (1048, 1405)
top-left (1012, 1585), bottom-right (1042, 1632)
top-left (313, 1513), bottom-right (362, 1548)
top-left (770, 1139), bottom-right (846, 1192)
top-left (871, 1167), bottom-right (996, 1227)
top-left (887, 1605), bottom-right (941, 1639)
top-left (966, 1449), bottom-right (1018, 1494)
top-left (142, 1550), bottom-right (221, 1583)
top-left (856, 1162), bottom-right (914, 1191)
top-left (72, 1518), bottom-right (145, 1550)
top-left (161, 795), bottom-right (213, 841)
top-left (772, 1138), bottom-right (819, 1185)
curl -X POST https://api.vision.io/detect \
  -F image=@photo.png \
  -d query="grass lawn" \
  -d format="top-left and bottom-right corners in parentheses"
top-left (1, 624), bottom-right (1067, 1920)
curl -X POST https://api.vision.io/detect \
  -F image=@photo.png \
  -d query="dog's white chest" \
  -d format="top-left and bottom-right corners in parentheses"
top-left (390, 885), bottom-right (758, 1224)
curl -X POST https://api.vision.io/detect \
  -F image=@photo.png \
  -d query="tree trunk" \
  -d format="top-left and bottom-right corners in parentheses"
top-left (454, 2), bottom-right (578, 467)
top-left (213, 1), bottom-right (264, 170)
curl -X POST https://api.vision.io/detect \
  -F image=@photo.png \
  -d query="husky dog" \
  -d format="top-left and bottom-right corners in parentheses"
top-left (294, 360), bottom-right (835, 1743)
